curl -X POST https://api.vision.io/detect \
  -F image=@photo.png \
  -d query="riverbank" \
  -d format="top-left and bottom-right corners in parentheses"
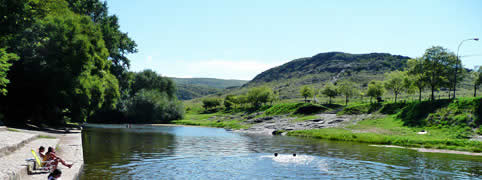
top-left (0, 127), bottom-right (83, 180)
top-left (174, 99), bottom-right (482, 154)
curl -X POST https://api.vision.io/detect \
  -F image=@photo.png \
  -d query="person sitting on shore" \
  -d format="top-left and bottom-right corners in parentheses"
top-left (38, 146), bottom-right (46, 160)
top-left (45, 147), bottom-right (73, 169)
top-left (47, 169), bottom-right (62, 180)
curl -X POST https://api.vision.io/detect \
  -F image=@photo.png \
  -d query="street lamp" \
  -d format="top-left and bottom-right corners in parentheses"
top-left (454, 38), bottom-right (479, 99)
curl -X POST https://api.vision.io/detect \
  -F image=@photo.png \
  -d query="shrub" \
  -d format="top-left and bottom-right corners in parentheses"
top-left (128, 90), bottom-right (184, 123)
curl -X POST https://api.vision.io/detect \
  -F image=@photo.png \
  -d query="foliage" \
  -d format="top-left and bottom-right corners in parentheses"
top-left (471, 66), bottom-right (482, 97)
top-left (223, 95), bottom-right (236, 110)
top-left (0, 48), bottom-right (18, 95)
top-left (246, 86), bottom-right (274, 108)
top-left (407, 58), bottom-right (428, 101)
top-left (422, 46), bottom-right (457, 101)
top-left (131, 69), bottom-right (176, 98)
top-left (337, 80), bottom-right (359, 105)
top-left (366, 80), bottom-right (385, 103)
top-left (320, 82), bottom-right (338, 104)
top-left (202, 98), bottom-right (222, 110)
top-left (300, 85), bottom-right (314, 102)
top-left (384, 71), bottom-right (407, 103)
top-left (398, 99), bottom-right (452, 126)
top-left (127, 89), bottom-right (184, 124)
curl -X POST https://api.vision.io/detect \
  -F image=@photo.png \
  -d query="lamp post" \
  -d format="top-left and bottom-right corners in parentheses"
top-left (453, 38), bottom-right (479, 99)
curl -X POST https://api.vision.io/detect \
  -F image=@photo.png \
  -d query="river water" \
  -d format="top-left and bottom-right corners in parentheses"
top-left (80, 125), bottom-right (481, 179)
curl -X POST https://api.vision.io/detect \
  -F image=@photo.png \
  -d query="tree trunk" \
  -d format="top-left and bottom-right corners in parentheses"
top-left (431, 86), bottom-right (435, 101)
top-left (418, 88), bottom-right (422, 102)
top-left (329, 97), bottom-right (332, 104)
top-left (304, 97), bottom-right (307, 103)
top-left (475, 85), bottom-right (478, 97)
top-left (345, 96), bottom-right (348, 106)
top-left (395, 93), bottom-right (398, 103)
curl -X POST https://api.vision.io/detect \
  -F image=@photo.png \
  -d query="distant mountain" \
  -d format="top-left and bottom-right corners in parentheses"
top-left (243, 52), bottom-right (411, 99)
top-left (171, 77), bottom-right (248, 100)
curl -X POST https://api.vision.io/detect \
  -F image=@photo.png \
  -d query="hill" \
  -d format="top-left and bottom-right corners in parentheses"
top-left (248, 52), bottom-right (410, 85)
top-left (172, 78), bottom-right (248, 100)
top-left (241, 52), bottom-right (411, 99)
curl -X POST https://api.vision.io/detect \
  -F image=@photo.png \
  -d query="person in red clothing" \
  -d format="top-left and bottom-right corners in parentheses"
top-left (45, 147), bottom-right (73, 170)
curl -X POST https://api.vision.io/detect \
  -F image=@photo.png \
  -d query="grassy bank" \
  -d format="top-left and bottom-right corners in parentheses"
top-left (176, 97), bottom-right (482, 152)
top-left (172, 113), bottom-right (250, 129)
top-left (287, 115), bottom-right (482, 152)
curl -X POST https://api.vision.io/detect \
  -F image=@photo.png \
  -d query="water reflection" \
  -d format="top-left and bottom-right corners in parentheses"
top-left (81, 125), bottom-right (482, 179)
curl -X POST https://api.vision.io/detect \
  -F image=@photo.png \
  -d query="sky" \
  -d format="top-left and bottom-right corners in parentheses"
top-left (105, 0), bottom-right (482, 80)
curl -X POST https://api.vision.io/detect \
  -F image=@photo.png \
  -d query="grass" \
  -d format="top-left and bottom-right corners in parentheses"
top-left (7, 128), bottom-right (20, 132)
top-left (171, 112), bottom-right (250, 129)
top-left (287, 115), bottom-right (482, 152)
top-left (38, 135), bottom-right (56, 139)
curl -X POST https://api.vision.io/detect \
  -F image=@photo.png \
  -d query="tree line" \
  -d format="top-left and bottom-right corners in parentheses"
top-left (313, 46), bottom-right (482, 105)
top-left (202, 86), bottom-right (279, 111)
top-left (0, 0), bottom-right (183, 125)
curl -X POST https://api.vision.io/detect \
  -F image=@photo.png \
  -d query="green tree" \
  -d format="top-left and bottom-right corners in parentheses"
top-left (407, 58), bottom-right (428, 101)
top-left (224, 95), bottom-right (236, 110)
top-left (384, 71), bottom-right (406, 103)
top-left (0, 48), bottom-right (18, 95)
top-left (337, 80), bottom-right (358, 106)
top-left (300, 85), bottom-right (314, 102)
top-left (128, 89), bottom-right (183, 123)
top-left (202, 98), bottom-right (222, 110)
top-left (366, 80), bottom-right (384, 103)
top-left (422, 46), bottom-right (454, 101)
top-left (321, 82), bottom-right (338, 104)
top-left (131, 69), bottom-right (176, 98)
top-left (472, 66), bottom-right (482, 97)
top-left (247, 86), bottom-right (273, 108)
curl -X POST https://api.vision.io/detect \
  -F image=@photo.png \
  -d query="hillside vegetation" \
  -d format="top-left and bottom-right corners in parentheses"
top-left (237, 52), bottom-right (410, 99)
top-left (172, 77), bottom-right (248, 100)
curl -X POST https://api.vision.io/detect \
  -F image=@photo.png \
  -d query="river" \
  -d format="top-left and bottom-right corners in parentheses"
top-left (80, 125), bottom-right (481, 179)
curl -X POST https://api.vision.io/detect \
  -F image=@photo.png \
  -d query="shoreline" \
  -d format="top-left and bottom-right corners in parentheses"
top-left (84, 122), bottom-right (482, 157)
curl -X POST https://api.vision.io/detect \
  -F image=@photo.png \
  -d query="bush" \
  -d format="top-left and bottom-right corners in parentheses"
top-left (128, 90), bottom-right (184, 123)
top-left (398, 99), bottom-right (451, 126)
top-left (202, 98), bottom-right (222, 111)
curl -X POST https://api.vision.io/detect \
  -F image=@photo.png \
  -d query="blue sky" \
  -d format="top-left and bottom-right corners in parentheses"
top-left (106, 0), bottom-right (482, 80)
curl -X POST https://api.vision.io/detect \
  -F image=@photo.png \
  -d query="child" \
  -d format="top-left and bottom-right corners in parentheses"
top-left (45, 147), bottom-right (73, 169)
top-left (38, 146), bottom-right (46, 160)
top-left (47, 169), bottom-right (61, 180)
